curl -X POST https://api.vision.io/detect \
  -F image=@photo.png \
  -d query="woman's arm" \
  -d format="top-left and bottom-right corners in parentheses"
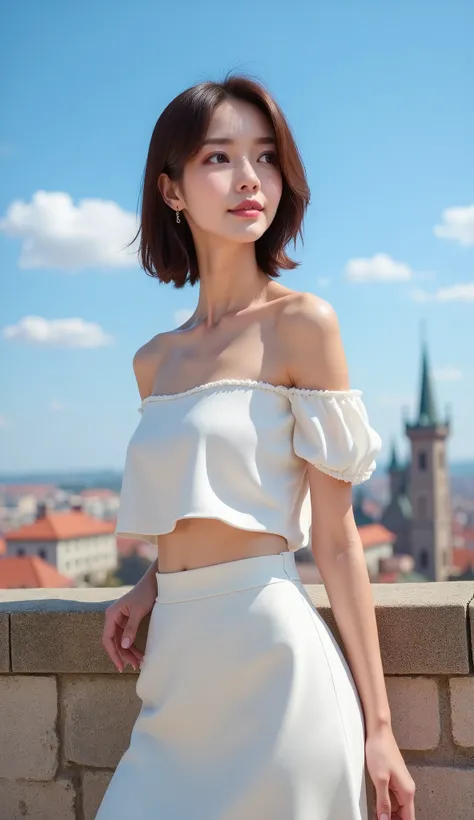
top-left (280, 292), bottom-right (416, 819)
top-left (307, 469), bottom-right (391, 732)
top-left (279, 291), bottom-right (391, 733)
top-left (136, 557), bottom-right (159, 593)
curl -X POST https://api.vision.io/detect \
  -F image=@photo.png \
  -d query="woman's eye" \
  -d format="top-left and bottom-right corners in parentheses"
top-left (204, 151), bottom-right (278, 165)
top-left (206, 152), bottom-right (229, 164)
top-left (260, 151), bottom-right (278, 164)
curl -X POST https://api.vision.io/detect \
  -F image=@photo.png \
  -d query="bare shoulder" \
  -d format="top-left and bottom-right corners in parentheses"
top-left (278, 290), bottom-right (339, 332)
top-left (132, 332), bottom-right (169, 400)
top-left (276, 291), bottom-right (349, 390)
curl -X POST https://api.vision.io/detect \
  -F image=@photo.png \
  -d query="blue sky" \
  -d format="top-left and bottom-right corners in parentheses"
top-left (1, 0), bottom-right (473, 473)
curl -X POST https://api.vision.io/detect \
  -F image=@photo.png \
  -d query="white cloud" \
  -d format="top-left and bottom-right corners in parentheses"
top-left (435, 282), bottom-right (474, 302)
top-left (345, 253), bottom-right (413, 283)
top-left (0, 190), bottom-right (139, 270)
top-left (434, 367), bottom-right (463, 382)
top-left (2, 316), bottom-right (114, 348)
top-left (410, 281), bottom-right (474, 303)
top-left (434, 205), bottom-right (474, 247)
top-left (174, 308), bottom-right (194, 326)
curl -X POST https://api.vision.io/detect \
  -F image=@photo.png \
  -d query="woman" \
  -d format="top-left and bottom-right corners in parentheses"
top-left (98, 75), bottom-right (416, 820)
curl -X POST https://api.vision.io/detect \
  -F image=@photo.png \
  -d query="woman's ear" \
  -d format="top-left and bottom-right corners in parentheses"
top-left (157, 173), bottom-right (184, 212)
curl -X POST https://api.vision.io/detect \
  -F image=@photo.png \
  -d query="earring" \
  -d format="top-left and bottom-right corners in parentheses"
top-left (175, 209), bottom-right (181, 224)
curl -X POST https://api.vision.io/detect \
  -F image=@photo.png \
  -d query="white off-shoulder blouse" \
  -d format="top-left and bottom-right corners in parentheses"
top-left (114, 379), bottom-right (382, 552)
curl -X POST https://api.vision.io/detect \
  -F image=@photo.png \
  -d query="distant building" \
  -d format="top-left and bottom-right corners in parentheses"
top-left (3, 502), bottom-right (117, 585)
top-left (381, 341), bottom-right (453, 581)
top-left (357, 523), bottom-right (396, 578)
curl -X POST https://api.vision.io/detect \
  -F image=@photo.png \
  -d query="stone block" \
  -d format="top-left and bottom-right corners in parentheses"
top-left (0, 611), bottom-right (9, 671)
top-left (83, 770), bottom-right (113, 820)
top-left (0, 778), bottom-right (75, 820)
top-left (450, 677), bottom-right (474, 748)
top-left (305, 581), bottom-right (474, 674)
top-left (0, 587), bottom-right (149, 675)
top-left (1, 588), bottom-right (150, 673)
top-left (408, 765), bottom-right (474, 820)
top-left (0, 675), bottom-right (58, 779)
top-left (62, 675), bottom-right (141, 767)
top-left (385, 677), bottom-right (440, 750)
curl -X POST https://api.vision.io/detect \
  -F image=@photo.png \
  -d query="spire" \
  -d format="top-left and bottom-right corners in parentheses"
top-left (417, 338), bottom-right (438, 427)
top-left (388, 439), bottom-right (400, 471)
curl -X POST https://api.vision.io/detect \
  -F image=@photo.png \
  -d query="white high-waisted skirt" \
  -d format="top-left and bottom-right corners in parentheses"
top-left (96, 550), bottom-right (368, 820)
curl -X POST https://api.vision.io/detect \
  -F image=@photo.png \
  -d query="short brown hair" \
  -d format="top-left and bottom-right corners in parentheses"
top-left (136, 74), bottom-right (310, 288)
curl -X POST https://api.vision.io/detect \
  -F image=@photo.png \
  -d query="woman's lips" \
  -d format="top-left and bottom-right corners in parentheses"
top-left (228, 208), bottom-right (263, 218)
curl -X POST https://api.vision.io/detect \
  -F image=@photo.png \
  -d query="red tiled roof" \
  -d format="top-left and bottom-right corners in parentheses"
top-left (0, 556), bottom-right (74, 588)
top-left (451, 547), bottom-right (474, 571)
top-left (5, 510), bottom-right (116, 542)
top-left (358, 523), bottom-right (396, 549)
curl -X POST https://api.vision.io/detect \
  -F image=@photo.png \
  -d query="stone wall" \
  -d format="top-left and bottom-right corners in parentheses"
top-left (0, 582), bottom-right (473, 820)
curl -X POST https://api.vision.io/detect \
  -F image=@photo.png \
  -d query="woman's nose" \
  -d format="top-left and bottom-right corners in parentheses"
top-left (236, 159), bottom-right (260, 191)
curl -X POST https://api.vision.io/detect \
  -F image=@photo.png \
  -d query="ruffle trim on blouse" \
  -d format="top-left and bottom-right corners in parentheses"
top-left (139, 378), bottom-right (363, 412)
top-left (311, 462), bottom-right (377, 485)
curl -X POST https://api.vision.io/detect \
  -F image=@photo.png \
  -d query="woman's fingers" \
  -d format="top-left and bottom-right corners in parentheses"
top-left (102, 605), bottom-right (146, 672)
top-left (113, 633), bottom-right (130, 671)
top-left (102, 609), bottom-right (125, 672)
top-left (129, 644), bottom-right (144, 662)
top-left (114, 622), bottom-right (144, 666)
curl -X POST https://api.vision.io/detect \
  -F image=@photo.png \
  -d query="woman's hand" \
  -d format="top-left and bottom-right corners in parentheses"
top-left (102, 574), bottom-right (157, 673)
top-left (365, 725), bottom-right (416, 819)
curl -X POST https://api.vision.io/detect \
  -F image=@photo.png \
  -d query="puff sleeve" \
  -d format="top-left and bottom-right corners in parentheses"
top-left (289, 389), bottom-right (382, 484)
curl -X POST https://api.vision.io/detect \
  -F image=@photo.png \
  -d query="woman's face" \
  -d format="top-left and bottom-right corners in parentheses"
top-left (175, 99), bottom-right (283, 244)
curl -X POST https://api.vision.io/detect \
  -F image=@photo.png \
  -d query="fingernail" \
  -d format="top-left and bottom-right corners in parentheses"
top-left (121, 637), bottom-right (131, 649)
top-left (381, 814), bottom-right (389, 820)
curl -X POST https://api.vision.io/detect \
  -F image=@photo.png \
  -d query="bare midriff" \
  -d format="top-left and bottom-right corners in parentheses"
top-left (155, 517), bottom-right (289, 573)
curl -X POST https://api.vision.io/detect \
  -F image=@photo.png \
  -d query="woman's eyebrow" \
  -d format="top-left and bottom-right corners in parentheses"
top-left (202, 136), bottom-right (276, 146)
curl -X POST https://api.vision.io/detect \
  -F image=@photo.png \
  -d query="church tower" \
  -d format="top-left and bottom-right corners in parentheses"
top-left (405, 341), bottom-right (452, 580)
